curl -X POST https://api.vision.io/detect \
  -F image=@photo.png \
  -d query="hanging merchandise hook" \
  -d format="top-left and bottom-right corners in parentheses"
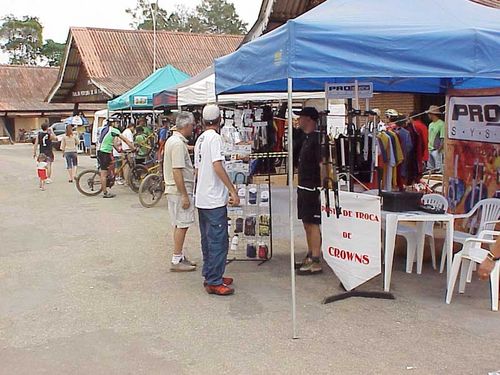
top-left (319, 111), bottom-right (341, 218)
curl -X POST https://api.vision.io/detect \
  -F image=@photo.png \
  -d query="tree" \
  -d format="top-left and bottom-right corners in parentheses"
top-left (126, 0), bottom-right (171, 30)
top-left (40, 39), bottom-right (65, 67)
top-left (195, 0), bottom-right (247, 35)
top-left (0, 15), bottom-right (66, 66)
top-left (0, 15), bottom-right (43, 65)
top-left (126, 0), bottom-right (247, 35)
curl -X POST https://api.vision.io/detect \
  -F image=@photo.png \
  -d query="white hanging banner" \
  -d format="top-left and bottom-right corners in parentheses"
top-left (321, 191), bottom-right (381, 291)
top-left (325, 82), bottom-right (373, 99)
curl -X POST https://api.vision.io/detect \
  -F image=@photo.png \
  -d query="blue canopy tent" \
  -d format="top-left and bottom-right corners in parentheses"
top-left (108, 65), bottom-right (190, 111)
top-left (214, 0), bottom-right (500, 339)
top-left (215, 0), bottom-right (500, 94)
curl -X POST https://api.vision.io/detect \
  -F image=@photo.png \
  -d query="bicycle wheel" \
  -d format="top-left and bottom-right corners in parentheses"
top-left (138, 174), bottom-right (164, 208)
top-left (75, 169), bottom-right (102, 196)
top-left (128, 165), bottom-right (149, 193)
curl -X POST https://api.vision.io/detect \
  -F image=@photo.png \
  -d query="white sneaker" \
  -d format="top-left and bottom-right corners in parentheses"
top-left (46, 178), bottom-right (53, 184)
top-left (116, 180), bottom-right (124, 185)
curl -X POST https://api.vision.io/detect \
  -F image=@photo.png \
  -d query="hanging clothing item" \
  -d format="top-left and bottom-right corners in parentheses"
top-left (406, 124), bottom-right (421, 184)
top-left (394, 127), bottom-right (413, 176)
top-left (412, 119), bottom-right (429, 162)
top-left (274, 118), bottom-right (286, 152)
top-left (384, 130), bottom-right (403, 189)
top-left (377, 132), bottom-right (394, 191)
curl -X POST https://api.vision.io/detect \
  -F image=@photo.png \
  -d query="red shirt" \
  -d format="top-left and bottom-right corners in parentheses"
top-left (412, 119), bottom-right (429, 162)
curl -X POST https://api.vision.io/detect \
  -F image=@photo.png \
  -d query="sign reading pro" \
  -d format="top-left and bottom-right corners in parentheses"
top-left (448, 96), bottom-right (500, 144)
top-left (321, 191), bottom-right (382, 291)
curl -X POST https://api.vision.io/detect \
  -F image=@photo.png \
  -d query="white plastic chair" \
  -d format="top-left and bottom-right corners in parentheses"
top-left (446, 230), bottom-right (500, 311)
top-left (397, 193), bottom-right (448, 273)
top-left (440, 198), bottom-right (500, 274)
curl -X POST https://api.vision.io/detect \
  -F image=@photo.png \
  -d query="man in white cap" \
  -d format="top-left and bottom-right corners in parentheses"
top-left (195, 104), bottom-right (240, 296)
top-left (427, 105), bottom-right (445, 172)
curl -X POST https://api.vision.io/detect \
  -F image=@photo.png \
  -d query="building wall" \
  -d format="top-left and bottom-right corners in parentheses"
top-left (13, 117), bottom-right (46, 142)
top-left (370, 93), bottom-right (417, 117)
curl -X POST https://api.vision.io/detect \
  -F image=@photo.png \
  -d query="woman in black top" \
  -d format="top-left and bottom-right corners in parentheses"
top-left (33, 123), bottom-right (56, 183)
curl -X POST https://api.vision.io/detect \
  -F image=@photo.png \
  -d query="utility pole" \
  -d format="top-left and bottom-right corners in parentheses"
top-left (149, 0), bottom-right (158, 72)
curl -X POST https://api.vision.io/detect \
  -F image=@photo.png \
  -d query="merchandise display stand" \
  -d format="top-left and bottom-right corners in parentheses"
top-left (321, 81), bottom-right (394, 304)
top-left (227, 152), bottom-right (275, 266)
top-left (221, 107), bottom-right (286, 266)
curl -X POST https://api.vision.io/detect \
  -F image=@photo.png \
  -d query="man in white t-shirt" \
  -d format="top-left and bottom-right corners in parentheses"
top-left (164, 112), bottom-right (197, 272)
top-left (121, 123), bottom-right (135, 183)
top-left (195, 104), bottom-right (240, 296)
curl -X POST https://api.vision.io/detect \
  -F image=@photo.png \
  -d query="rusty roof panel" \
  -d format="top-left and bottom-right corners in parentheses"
top-left (471, 0), bottom-right (500, 7)
top-left (0, 65), bottom-right (100, 112)
top-left (49, 28), bottom-right (243, 102)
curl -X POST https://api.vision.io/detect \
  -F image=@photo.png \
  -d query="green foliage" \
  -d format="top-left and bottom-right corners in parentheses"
top-left (40, 39), bottom-right (65, 67)
top-left (126, 0), bottom-right (247, 35)
top-left (0, 15), bottom-right (65, 66)
top-left (0, 15), bottom-right (43, 65)
top-left (196, 0), bottom-right (247, 35)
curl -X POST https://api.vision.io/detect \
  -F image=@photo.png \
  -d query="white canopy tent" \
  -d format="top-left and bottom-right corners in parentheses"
top-left (175, 66), bottom-right (326, 107)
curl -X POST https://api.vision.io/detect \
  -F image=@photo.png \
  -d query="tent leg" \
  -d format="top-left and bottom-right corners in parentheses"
top-left (288, 78), bottom-right (298, 340)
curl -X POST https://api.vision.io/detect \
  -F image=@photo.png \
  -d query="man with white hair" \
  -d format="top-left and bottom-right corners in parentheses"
top-left (164, 111), bottom-right (197, 272)
top-left (195, 104), bottom-right (240, 296)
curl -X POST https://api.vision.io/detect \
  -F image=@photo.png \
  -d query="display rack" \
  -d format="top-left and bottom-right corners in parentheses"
top-left (321, 81), bottom-right (395, 304)
top-left (226, 152), bottom-right (281, 265)
top-left (221, 107), bottom-right (286, 266)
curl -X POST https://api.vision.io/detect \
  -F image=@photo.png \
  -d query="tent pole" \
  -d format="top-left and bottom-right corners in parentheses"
top-left (287, 78), bottom-right (298, 340)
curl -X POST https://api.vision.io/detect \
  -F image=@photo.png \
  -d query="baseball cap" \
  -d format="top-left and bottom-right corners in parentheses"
top-left (293, 107), bottom-right (319, 120)
top-left (203, 104), bottom-right (220, 123)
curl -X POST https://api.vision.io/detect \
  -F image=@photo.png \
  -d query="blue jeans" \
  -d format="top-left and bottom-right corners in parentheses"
top-left (198, 206), bottom-right (229, 286)
top-left (64, 152), bottom-right (78, 169)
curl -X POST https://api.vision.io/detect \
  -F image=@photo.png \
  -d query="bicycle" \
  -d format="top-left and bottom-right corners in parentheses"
top-left (411, 169), bottom-right (443, 194)
top-left (138, 165), bottom-right (165, 208)
top-left (75, 151), bottom-right (137, 196)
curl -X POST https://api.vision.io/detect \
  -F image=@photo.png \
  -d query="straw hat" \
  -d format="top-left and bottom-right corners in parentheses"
top-left (427, 105), bottom-right (442, 115)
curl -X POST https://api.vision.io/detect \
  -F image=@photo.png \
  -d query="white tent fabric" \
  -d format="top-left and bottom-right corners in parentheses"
top-left (175, 66), bottom-right (325, 106)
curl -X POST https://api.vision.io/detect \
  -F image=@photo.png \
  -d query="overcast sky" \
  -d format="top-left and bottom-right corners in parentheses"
top-left (0, 0), bottom-right (260, 63)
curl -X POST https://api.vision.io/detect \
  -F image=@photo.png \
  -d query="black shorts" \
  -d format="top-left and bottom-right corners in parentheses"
top-left (97, 151), bottom-right (113, 171)
top-left (297, 188), bottom-right (321, 224)
top-left (40, 149), bottom-right (54, 162)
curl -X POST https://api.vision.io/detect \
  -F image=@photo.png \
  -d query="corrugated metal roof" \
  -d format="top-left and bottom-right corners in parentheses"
top-left (244, 0), bottom-right (500, 44)
top-left (471, 0), bottom-right (500, 7)
top-left (48, 28), bottom-right (243, 102)
top-left (0, 65), bottom-right (100, 113)
top-left (243, 0), bottom-right (324, 44)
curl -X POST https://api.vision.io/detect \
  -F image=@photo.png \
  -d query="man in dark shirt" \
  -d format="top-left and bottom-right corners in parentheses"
top-left (294, 107), bottom-right (322, 275)
top-left (33, 122), bottom-right (56, 183)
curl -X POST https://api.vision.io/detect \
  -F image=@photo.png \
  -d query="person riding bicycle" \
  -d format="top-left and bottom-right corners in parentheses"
top-left (98, 119), bottom-right (135, 198)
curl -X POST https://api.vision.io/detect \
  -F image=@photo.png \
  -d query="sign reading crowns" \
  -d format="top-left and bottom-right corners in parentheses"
top-left (325, 82), bottom-right (373, 100)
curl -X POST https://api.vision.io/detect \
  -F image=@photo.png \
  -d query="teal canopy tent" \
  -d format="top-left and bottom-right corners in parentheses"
top-left (108, 65), bottom-right (190, 111)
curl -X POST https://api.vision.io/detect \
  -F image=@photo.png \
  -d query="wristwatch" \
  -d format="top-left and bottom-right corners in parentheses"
top-left (487, 252), bottom-right (500, 262)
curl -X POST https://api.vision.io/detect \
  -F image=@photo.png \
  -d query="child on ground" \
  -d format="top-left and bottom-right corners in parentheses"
top-left (37, 153), bottom-right (49, 190)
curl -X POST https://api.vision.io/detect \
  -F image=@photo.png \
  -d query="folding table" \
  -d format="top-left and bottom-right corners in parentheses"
top-left (383, 211), bottom-right (454, 292)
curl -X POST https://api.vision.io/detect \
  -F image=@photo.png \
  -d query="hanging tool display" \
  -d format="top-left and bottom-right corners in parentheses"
top-left (319, 111), bottom-right (341, 218)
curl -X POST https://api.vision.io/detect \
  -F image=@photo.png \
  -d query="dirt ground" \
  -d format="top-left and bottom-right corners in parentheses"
top-left (1, 144), bottom-right (499, 375)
